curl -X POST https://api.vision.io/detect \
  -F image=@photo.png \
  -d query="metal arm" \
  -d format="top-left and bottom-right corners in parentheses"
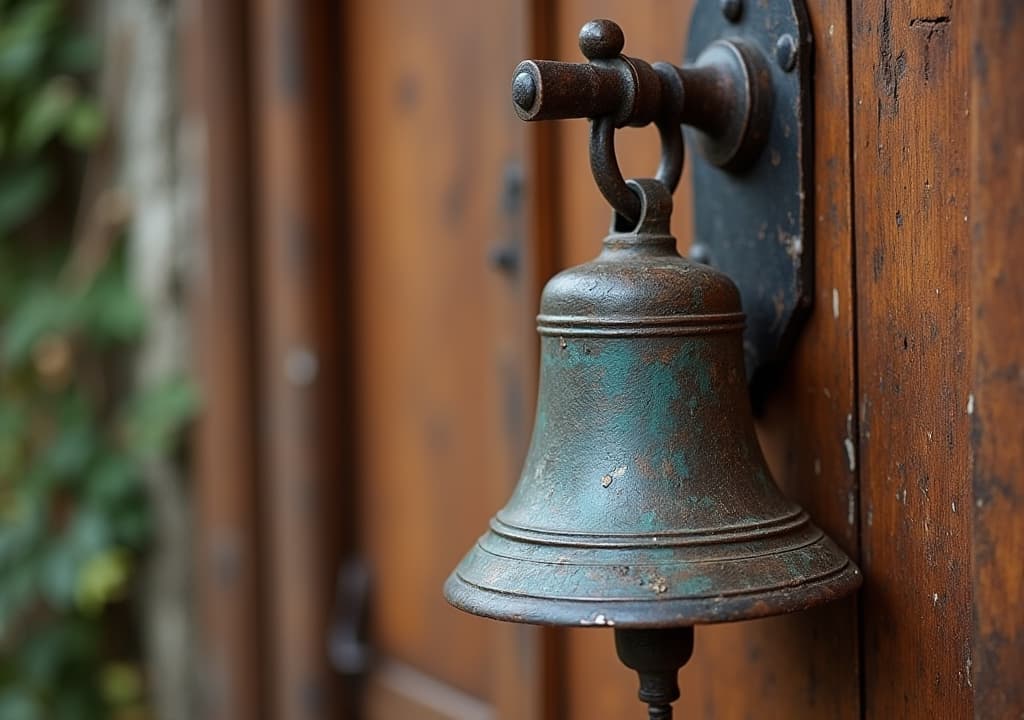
top-left (510, 19), bottom-right (774, 224)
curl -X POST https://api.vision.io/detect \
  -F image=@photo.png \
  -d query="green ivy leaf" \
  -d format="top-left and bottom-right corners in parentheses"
top-left (39, 509), bottom-right (109, 611)
top-left (0, 688), bottom-right (43, 720)
top-left (75, 549), bottom-right (129, 614)
top-left (13, 76), bottom-right (78, 154)
top-left (80, 267), bottom-right (145, 343)
top-left (20, 617), bottom-right (97, 688)
top-left (0, 164), bottom-right (55, 238)
top-left (51, 30), bottom-right (99, 75)
top-left (0, 0), bottom-right (63, 91)
top-left (1, 286), bottom-right (73, 366)
top-left (61, 98), bottom-right (103, 149)
top-left (122, 376), bottom-right (199, 459)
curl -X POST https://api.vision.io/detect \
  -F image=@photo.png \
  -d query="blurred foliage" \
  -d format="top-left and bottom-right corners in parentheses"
top-left (0, 1), bottom-right (196, 718)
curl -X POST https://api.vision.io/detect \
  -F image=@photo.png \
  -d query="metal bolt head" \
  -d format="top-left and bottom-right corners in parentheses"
top-left (775, 34), bottom-right (798, 72)
top-left (579, 19), bottom-right (625, 60)
top-left (720, 0), bottom-right (743, 22)
top-left (512, 71), bottom-right (537, 111)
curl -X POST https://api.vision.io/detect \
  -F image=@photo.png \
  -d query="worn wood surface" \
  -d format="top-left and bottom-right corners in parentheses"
top-left (549, 1), bottom-right (860, 717)
top-left (251, 1), bottom-right (344, 717)
top-left (851, 0), bottom-right (973, 717)
top-left (191, 1), bottom-right (263, 718)
top-left (345, 1), bottom-right (544, 716)
top-left (969, 3), bottom-right (1024, 718)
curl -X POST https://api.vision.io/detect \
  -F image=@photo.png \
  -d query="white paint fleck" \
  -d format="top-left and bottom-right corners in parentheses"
top-left (964, 214), bottom-right (969, 223)
top-left (951, 501), bottom-right (957, 513)
top-left (832, 288), bottom-right (840, 319)
top-left (828, 23), bottom-right (835, 37)
top-left (967, 393), bottom-right (975, 415)
top-left (847, 492), bottom-right (856, 526)
top-left (927, 431), bottom-right (933, 442)
top-left (844, 438), bottom-right (856, 471)
top-left (933, 593), bottom-right (939, 605)
top-left (867, 507), bottom-right (874, 526)
top-left (965, 656), bottom-right (973, 688)
top-left (977, 498), bottom-right (985, 509)
top-left (813, 458), bottom-right (822, 476)
top-left (602, 465), bottom-right (628, 488)
top-left (580, 613), bottom-right (612, 626)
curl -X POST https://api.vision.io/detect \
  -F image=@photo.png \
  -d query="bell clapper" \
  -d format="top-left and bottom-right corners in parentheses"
top-left (614, 626), bottom-right (695, 720)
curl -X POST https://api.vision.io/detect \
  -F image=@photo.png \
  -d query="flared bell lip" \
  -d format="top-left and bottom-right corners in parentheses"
top-left (444, 523), bottom-right (862, 628)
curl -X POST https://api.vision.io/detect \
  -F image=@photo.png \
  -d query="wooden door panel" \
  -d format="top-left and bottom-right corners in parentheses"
top-left (346, 0), bottom-right (539, 714)
top-left (851, 1), bottom-right (973, 716)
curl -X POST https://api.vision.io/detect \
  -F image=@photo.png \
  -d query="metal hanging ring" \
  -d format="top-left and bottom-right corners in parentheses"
top-left (589, 115), bottom-right (684, 227)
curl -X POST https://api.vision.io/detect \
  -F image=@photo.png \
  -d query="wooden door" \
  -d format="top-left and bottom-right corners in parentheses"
top-left (344, 2), bottom-right (551, 718)
top-left (192, 1), bottom-right (1024, 718)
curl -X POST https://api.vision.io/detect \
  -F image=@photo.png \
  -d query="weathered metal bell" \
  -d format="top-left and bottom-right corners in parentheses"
top-left (445, 179), bottom-right (860, 629)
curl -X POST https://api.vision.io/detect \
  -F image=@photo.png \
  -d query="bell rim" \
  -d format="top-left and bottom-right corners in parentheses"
top-left (444, 560), bottom-right (861, 628)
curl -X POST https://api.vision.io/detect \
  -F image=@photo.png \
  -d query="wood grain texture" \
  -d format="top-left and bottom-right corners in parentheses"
top-left (345, 1), bottom-right (544, 716)
top-left (190, 1), bottom-right (263, 718)
top-left (552, 2), bottom-right (860, 718)
top-left (251, 1), bottom-right (344, 717)
top-left (851, 0), bottom-right (974, 716)
top-left (969, 2), bottom-right (1024, 717)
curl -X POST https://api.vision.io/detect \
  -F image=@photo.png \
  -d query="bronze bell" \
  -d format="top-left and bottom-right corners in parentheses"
top-left (446, 177), bottom-right (859, 624)
top-left (446, 16), bottom-right (860, 719)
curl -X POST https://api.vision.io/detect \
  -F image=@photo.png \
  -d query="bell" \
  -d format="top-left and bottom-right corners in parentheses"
top-left (445, 179), bottom-right (860, 715)
top-left (446, 178), bottom-right (859, 626)
top-left (447, 17), bottom-right (861, 717)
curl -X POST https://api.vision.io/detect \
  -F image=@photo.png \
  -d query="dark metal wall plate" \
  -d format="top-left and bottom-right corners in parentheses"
top-left (684, 0), bottom-right (813, 399)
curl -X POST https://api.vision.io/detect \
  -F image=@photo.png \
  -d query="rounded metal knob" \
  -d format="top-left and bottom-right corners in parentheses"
top-left (578, 19), bottom-right (625, 59)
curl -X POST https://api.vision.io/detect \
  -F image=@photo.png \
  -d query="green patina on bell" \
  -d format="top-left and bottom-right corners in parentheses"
top-left (445, 179), bottom-right (860, 629)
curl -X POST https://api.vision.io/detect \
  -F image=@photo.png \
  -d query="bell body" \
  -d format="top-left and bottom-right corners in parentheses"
top-left (445, 180), bottom-right (860, 628)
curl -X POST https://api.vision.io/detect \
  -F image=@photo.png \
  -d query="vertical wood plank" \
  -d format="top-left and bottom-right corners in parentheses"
top-left (251, 1), bottom-right (343, 717)
top-left (191, 1), bottom-right (263, 718)
top-left (851, 0), bottom-right (974, 716)
top-left (969, 3), bottom-right (1024, 717)
top-left (344, 1), bottom-right (543, 716)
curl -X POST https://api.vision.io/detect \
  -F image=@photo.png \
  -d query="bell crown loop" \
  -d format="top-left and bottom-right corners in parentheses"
top-left (591, 110), bottom-right (685, 227)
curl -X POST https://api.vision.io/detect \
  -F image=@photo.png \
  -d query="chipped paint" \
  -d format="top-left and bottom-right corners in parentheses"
top-left (967, 393), bottom-right (975, 415)
top-left (832, 287), bottom-right (840, 319)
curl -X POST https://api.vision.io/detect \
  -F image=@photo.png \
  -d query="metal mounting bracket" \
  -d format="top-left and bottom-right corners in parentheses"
top-left (684, 0), bottom-right (814, 400)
